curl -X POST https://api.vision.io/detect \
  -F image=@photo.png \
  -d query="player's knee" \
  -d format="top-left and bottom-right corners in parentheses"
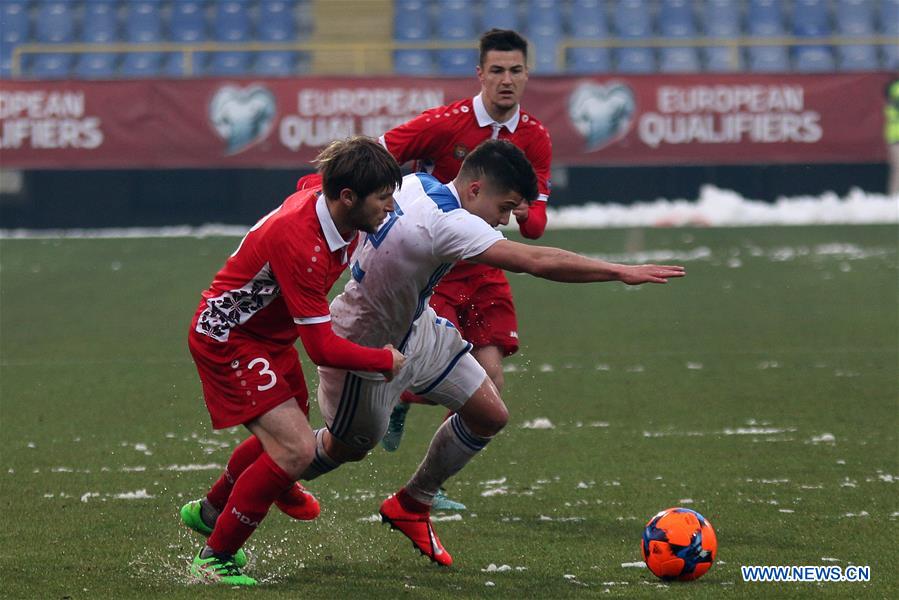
top-left (323, 431), bottom-right (371, 463)
top-left (471, 401), bottom-right (508, 437)
top-left (276, 437), bottom-right (316, 479)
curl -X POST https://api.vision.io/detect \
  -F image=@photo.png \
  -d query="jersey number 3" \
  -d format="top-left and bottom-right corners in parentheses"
top-left (247, 357), bottom-right (277, 392)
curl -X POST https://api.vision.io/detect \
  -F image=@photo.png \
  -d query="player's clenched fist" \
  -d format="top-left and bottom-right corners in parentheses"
top-left (382, 344), bottom-right (406, 381)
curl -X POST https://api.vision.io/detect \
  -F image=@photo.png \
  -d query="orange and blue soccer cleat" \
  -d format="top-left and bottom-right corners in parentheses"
top-left (274, 482), bottom-right (321, 521)
top-left (379, 493), bottom-right (453, 566)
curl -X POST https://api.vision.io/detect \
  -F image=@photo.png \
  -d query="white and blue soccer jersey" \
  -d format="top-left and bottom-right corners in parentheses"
top-left (329, 173), bottom-right (504, 351)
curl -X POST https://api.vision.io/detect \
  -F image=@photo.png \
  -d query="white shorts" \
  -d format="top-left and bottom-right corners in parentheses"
top-left (317, 307), bottom-right (487, 450)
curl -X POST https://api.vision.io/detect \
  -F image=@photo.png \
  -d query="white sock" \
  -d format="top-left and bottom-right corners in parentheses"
top-left (300, 428), bottom-right (342, 481)
top-left (405, 414), bottom-right (492, 505)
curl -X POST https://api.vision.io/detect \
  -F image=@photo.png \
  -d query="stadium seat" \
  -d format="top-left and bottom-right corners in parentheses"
top-left (74, 53), bottom-right (118, 79)
top-left (255, 51), bottom-right (296, 76)
top-left (747, 46), bottom-right (789, 72)
top-left (702, 0), bottom-right (741, 71)
top-left (394, 0), bottom-right (432, 74)
top-left (213, 1), bottom-right (252, 43)
top-left (482, 0), bottom-right (519, 31)
top-left (394, 49), bottom-right (434, 75)
top-left (36, 1), bottom-right (75, 44)
top-left (0, 0), bottom-right (30, 78)
top-left (657, 0), bottom-right (699, 73)
top-left (746, 0), bottom-right (787, 72)
top-left (527, 0), bottom-right (563, 73)
top-left (206, 51), bottom-right (251, 76)
top-left (124, 1), bottom-right (164, 44)
top-left (834, 0), bottom-right (874, 36)
top-left (746, 0), bottom-right (784, 36)
top-left (82, 1), bottom-right (119, 44)
top-left (791, 0), bottom-right (833, 73)
top-left (836, 44), bottom-right (878, 71)
top-left (29, 53), bottom-right (73, 79)
top-left (832, 2), bottom-right (877, 72)
top-left (613, 0), bottom-right (654, 73)
top-left (258, 0), bottom-right (298, 42)
top-left (883, 0), bottom-right (899, 68)
top-left (170, 1), bottom-right (208, 43)
top-left (120, 53), bottom-right (163, 78)
top-left (436, 0), bottom-right (478, 75)
top-left (566, 0), bottom-right (610, 73)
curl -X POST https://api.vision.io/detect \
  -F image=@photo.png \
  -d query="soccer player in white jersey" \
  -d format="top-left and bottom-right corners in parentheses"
top-left (303, 139), bottom-right (685, 566)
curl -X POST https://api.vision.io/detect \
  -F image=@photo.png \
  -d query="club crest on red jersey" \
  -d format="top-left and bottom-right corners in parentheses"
top-left (452, 144), bottom-right (468, 160)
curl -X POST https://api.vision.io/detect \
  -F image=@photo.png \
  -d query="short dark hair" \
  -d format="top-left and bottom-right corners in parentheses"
top-left (479, 29), bottom-right (528, 66)
top-left (315, 136), bottom-right (402, 200)
top-left (458, 139), bottom-right (538, 204)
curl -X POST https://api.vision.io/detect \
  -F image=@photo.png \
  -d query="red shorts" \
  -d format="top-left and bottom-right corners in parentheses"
top-left (430, 267), bottom-right (519, 357)
top-left (188, 331), bottom-right (309, 429)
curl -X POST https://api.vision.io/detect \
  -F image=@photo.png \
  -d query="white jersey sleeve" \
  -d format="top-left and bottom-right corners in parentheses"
top-left (431, 209), bottom-right (503, 263)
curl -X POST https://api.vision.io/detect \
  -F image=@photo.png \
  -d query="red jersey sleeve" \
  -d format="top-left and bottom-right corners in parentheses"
top-left (518, 122), bottom-right (552, 239)
top-left (297, 322), bottom-right (393, 371)
top-left (296, 173), bottom-right (323, 192)
top-left (381, 106), bottom-right (453, 165)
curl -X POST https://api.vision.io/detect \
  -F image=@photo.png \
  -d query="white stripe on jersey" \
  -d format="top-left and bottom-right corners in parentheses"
top-left (329, 173), bottom-right (504, 350)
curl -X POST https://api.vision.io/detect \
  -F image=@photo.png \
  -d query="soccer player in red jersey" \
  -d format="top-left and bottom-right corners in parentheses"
top-left (378, 30), bottom-right (551, 505)
top-left (181, 137), bottom-right (406, 585)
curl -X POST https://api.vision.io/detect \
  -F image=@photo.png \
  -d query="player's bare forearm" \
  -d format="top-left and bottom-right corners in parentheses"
top-left (474, 240), bottom-right (685, 284)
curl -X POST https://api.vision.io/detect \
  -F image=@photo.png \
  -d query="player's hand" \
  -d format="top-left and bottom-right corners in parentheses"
top-left (512, 203), bottom-right (529, 223)
top-left (619, 264), bottom-right (686, 285)
top-left (381, 344), bottom-right (405, 381)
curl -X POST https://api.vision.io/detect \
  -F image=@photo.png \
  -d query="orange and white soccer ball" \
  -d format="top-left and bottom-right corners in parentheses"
top-left (641, 507), bottom-right (717, 581)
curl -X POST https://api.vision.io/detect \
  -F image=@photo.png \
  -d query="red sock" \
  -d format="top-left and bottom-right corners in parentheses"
top-left (206, 436), bottom-right (264, 510)
top-left (397, 487), bottom-right (429, 513)
top-left (207, 451), bottom-right (294, 556)
top-left (400, 390), bottom-right (438, 406)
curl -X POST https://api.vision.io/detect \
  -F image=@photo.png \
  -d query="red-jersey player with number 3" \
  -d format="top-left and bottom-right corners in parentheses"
top-left (181, 137), bottom-right (406, 586)
top-left (378, 30), bottom-right (551, 503)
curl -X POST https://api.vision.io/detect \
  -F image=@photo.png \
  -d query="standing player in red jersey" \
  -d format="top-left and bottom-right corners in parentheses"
top-left (377, 30), bottom-right (551, 506)
top-left (181, 137), bottom-right (406, 586)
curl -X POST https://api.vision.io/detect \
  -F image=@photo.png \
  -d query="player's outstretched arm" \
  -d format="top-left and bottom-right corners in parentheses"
top-left (297, 322), bottom-right (405, 379)
top-left (471, 239), bottom-right (685, 284)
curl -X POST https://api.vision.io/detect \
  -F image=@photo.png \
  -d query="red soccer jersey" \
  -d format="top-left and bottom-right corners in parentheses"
top-left (192, 189), bottom-right (357, 347)
top-left (381, 94), bottom-right (552, 284)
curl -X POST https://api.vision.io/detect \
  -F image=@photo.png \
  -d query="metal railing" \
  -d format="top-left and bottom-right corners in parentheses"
top-left (9, 36), bottom-right (898, 77)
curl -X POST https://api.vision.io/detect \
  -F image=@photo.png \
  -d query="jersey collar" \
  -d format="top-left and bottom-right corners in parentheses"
top-left (473, 93), bottom-right (520, 134)
top-left (445, 180), bottom-right (462, 206)
top-left (315, 193), bottom-right (353, 263)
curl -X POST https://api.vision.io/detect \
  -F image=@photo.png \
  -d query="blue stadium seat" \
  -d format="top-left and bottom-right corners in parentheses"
top-left (791, 0), bottom-right (832, 73)
top-left (258, 0), bottom-right (298, 42)
top-left (657, 0), bottom-right (699, 73)
top-left (794, 46), bottom-right (834, 72)
top-left (30, 53), bottom-right (73, 79)
top-left (0, 1), bottom-right (30, 78)
top-left (527, 0), bottom-right (563, 73)
top-left (569, 0), bottom-right (608, 38)
top-left (394, 49), bottom-right (434, 75)
top-left (482, 0), bottom-right (519, 31)
top-left (206, 51), bottom-right (251, 76)
top-left (170, 1), bottom-right (208, 43)
top-left (436, 0), bottom-right (478, 75)
top-left (124, 1), bottom-right (163, 44)
top-left (255, 51), bottom-right (296, 76)
top-left (394, 0), bottom-right (430, 41)
top-left (746, 0), bottom-right (784, 36)
top-left (36, 1), bottom-right (75, 44)
top-left (883, 0), bottom-right (899, 34)
top-left (836, 44), bottom-right (878, 71)
top-left (747, 46), bottom-right (789, 72)
top-left (613, 0), bottom-right (654, 73)
top-left (74, 53), bottom-right (117, 79)
top-left (566, 0), bottom-right (610, 73)
top-left (834, 0), bottom-right (874, 36)
top-left (702, 0), bottom-right (741, 71)
top-left (82, 1), bottom-right (119, 44)
top-left (213, 1), bottom-right (252, 43)
top-left (120, 53), bottom-right (162, 78)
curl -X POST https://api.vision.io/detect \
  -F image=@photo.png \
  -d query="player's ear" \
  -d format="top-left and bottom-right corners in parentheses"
top-left (338, 187), bottom-right (356, 207)
top-left (469, 181), bottom-right (480, 198)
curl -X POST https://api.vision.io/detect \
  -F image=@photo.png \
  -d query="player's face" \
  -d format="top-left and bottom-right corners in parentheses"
top-left (348, 187), bottom-right (396, 234)
top-left (477, 50), bottom-right (528, 116)
top-left (466, 182), bottom-right (525, 227)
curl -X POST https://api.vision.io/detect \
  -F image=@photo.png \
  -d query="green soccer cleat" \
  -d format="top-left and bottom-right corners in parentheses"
top-left (179, 500), bottom-right (249, 568)
top-left (381, 403), bottom-right (410, 452)
top-left (432, 489), bottom-right (467, 512)
top-left (190, 550), bottom-right (257, 586)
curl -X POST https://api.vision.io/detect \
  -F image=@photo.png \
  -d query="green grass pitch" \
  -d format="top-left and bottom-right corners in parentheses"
top-left (1, 225), bottom-right (896, 598)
